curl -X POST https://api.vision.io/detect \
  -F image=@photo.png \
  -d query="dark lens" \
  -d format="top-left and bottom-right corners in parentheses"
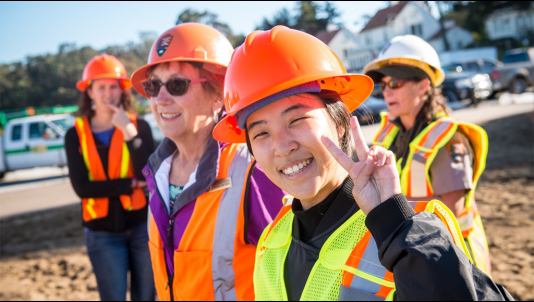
top-left (166, 79), bottom-right (189, 96)
top-left (389, 79), bottom-right (403, 89)
top-left (142, 80), bottom-right (161, 97)
top-left (379, 81), bottom-right (387, 91)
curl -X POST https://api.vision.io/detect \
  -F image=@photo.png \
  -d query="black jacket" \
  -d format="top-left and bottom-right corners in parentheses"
top-left (65, 118), bottom-right (154, 232)
top-left (284, 178), bottom-right (514, 301)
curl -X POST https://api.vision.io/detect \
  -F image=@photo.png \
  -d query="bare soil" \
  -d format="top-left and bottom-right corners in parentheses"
top-left (0, 113), bottom-right (533, 301)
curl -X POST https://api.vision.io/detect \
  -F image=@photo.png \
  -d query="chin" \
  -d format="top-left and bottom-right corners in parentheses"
top-left (283, 181), bottom-right (320, 201)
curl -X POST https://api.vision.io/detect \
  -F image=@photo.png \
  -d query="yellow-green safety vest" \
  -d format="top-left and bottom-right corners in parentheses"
top-left (373, 112), bottom-right (492, 276)
top-left (254, 199), bottom-right (472, 301)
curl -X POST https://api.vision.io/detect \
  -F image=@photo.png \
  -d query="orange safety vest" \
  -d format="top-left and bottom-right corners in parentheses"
top-left (74, 116), bottom-right (146, 222)
top-left (148, 143), bottom-right (257, 301)
top-left (254, 199), bottom-right (471, 301)
top-left (373, 112), bottom-right (492, 276)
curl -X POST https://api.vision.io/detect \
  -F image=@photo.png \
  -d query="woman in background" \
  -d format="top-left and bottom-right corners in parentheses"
top-left (65, 54), bottom-right (155, 301)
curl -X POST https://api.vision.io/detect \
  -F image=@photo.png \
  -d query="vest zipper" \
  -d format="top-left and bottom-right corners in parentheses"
top-left (167, 218), bottom-right (175, 248)
top-left (165, 274), bottom-right (174, 301)
top-left (166, 217), bottom-right (175, 301)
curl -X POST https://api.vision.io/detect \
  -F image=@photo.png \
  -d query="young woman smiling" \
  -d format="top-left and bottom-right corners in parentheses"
top-left (130, 23), bottom-right (284, 301)
top-left (213, 26), bottom-right (513, 301)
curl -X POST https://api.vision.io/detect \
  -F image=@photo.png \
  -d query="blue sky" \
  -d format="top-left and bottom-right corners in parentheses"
top-left (0, 1), bottom-right (440, 64)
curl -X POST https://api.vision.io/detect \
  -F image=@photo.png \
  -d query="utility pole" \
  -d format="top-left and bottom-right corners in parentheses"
top-left (436, 1), bottom-right (451, 51)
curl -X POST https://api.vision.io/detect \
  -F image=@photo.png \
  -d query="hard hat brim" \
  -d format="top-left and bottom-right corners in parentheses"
top-left (131, 58), bottom-right (228, 98)
top-left (213, 73), bottom-right (373, 143)
top-left (76, 76), bottom-right (132, 92)
top-left (364, 57), bottom-right (445, 87)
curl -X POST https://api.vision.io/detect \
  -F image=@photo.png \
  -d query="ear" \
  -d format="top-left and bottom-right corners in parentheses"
top-left (418, 79), bottom-right (431, 98)
top-left (337, 124), bottom-right (345, 140)
top-left (212, 97), bottom-right (224, 114)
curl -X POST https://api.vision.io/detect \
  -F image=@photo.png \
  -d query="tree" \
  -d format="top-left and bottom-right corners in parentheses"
top-left (256, 1), bottom-right (341, 34)
top-left (176, 9), bottom-right (245, 48)
top-left (0, 33), bottom-right (158, 111)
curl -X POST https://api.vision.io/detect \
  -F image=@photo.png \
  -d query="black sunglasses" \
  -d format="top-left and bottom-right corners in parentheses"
top-left (142, 78), bottom-right (207, 97)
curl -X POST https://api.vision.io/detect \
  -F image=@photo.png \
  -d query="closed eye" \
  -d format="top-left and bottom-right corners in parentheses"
top-left (291, 117), bottom-right (308, 125)
top-left (253, 132), bottom-right (268, 140)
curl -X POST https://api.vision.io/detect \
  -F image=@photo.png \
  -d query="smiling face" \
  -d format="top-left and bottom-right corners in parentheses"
top-left (382, 76), bottom-right (430, 118)
top-left (87, 79), bottom-right (122, 114)
top-left (148, 61), bottom-right (221, 141)
top-left (246, 94), bottom-right (349, 207)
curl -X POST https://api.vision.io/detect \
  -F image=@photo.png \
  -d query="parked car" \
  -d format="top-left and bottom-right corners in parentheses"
top-left (0, 114), bottom-right (74, 179)
top-left (440, 64), bottom-right (493, 106)
top-left (491, 48), bottom-right (534, 94)
top-left (443, 59), bottom-right (501, 75)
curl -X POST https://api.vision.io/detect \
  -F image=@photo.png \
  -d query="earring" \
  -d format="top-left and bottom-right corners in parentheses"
top-left (213, 111), bottom-right (219, 124)
top-left (91, 101), bottom-right (96, 111)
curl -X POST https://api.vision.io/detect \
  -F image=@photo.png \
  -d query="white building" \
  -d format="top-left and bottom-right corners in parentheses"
top-left (315, 28), bottom-right (362, 72)
top-left (428, 25), bottom-right (474, 53)
top-left (342, 1), bottom-right (476, 73)
top-left (485, 4), bottom-right (534, 42)
top-left (358, 1), bottom-right (440, 51)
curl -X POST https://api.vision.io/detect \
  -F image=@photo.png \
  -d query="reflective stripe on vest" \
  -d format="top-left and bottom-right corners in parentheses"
top-left (74, 116), bottom-right (146, 221)
top-left (149, 143), bottom-right (257, 301)
top-left (254, 199), bottom-right (471, 301)
top-left (373, 114), bottom-right (492, 276)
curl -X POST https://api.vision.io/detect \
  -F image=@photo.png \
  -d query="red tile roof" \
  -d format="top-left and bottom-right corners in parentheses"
top-left (360, 1), bottom-right (409, 32)
top-left (315, 29), bottom-right (342, 45)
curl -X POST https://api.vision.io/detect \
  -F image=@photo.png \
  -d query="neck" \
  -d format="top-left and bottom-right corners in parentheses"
top-left (172, 124), bottom-right (214, 163)
top-left (91, 110), bottom-right (113, 127)
top-left (400, 100), bottom-right (425, 130)
top-left (299, 169), bottom-right (348, 211)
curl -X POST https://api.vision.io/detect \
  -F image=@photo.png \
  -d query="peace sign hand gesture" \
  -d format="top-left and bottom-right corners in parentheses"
top-left (321, 116), bottom-right (402, 215)
top-left (106, 104), bottom-right (138, 141)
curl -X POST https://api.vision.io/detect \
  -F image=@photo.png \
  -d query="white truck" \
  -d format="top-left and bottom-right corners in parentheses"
top-left (0, 114), bottom-right (74, 179)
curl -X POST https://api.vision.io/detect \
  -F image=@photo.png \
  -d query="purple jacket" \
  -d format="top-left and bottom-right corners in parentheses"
top-left (143, 136), bottom-right (285, 275)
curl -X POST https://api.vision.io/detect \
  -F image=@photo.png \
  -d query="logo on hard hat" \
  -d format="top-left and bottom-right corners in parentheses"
top-left (157, 34), bottom-right (173, 57)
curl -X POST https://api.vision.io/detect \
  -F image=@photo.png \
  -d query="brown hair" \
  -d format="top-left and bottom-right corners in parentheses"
top-left (76, 83), bottom-right (136, 119)
top-left (416, 78), bottom-right (451, 123)
top-left (245, 90), bottom-right (353, 157)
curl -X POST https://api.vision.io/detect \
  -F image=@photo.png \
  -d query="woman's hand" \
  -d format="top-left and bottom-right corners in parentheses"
top-left (107, 104), bottom-right (138, 141)
top-left (321, 116), bottom-right (402, 215)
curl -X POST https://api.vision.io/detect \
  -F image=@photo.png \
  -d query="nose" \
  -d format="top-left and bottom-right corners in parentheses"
top-left (154, 85), bottom-right (173, 106)
top-left (272, 131), bottom-right (298, 158)
top-left (382, 85), bottom-right (394, 98)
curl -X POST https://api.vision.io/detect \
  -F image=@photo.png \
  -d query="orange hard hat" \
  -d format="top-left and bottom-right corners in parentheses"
top-left (76, 54), bottom-right (131, 91)
top-left (213, 26), bottom-right (374, 144)
top-left (131, 23), bottom-right (234, 98)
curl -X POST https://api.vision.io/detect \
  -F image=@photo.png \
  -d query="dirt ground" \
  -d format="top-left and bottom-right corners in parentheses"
top-left (0, 113), bottom-right (533, 301)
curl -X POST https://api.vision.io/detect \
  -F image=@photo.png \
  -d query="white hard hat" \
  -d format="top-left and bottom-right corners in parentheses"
top-left (364, 35), bottom-right (445, 87)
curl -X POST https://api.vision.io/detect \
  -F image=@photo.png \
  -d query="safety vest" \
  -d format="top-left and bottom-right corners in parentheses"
top-left (74, 116), bottom-right (146, 222)
top-left (254, 199), bottom-right (471, 301)
top-left (373, 112), bottom-right (492, 276)
top-left (148, 143), bottom-right (257, 301)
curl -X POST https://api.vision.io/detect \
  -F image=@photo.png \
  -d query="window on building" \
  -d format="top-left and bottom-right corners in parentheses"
top-left (502, 18), bottom-right (510, 31)
top-left (11, 125), bottom-right (22, 141)
top-left (411, 24), bottom-right (423, 36)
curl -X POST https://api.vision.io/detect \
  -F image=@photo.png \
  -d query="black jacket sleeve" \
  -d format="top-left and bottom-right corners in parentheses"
top-left (126, 119), bottom-right (154, 180)
top-left (65, 127), bottom-right (132, 199)
top-left (366, 194), bottom-right (515, 301)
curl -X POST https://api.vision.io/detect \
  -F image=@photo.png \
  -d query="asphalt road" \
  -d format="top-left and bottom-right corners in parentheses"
top-left (1, 99), bottom-right (532, 219)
